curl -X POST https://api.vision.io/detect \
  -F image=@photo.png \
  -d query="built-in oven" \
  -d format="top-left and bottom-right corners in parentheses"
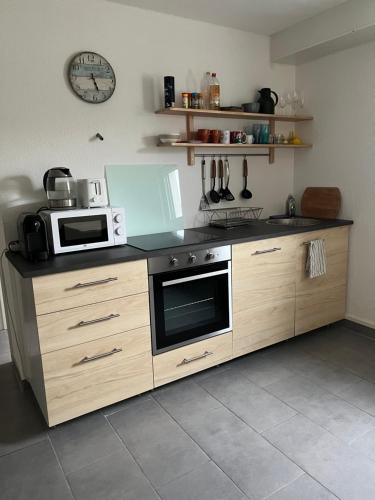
top-left (148, 246), bottom-right (232, 354)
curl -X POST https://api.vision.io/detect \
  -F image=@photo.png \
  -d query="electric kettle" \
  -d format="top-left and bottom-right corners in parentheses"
top-left (257, 88), bottom-right (279, 114)
top-left (43, 168), bottom-right (77, 209)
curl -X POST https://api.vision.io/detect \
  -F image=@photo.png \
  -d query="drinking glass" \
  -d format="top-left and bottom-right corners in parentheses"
top-left (278, 95), bottom-right (287, 115)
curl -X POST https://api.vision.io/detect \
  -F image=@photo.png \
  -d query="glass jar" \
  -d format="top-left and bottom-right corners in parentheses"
top-left (181, 92), bottom-right (190, 109)
top-left (191, 92), bottom-right (200, 109)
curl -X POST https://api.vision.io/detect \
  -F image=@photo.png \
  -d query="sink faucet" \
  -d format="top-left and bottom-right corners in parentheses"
top-left (286, 194), bottom-right (296, 217)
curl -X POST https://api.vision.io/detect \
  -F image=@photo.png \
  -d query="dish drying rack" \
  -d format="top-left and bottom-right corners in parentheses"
top-left (203, 207), bottom-right (263, 229)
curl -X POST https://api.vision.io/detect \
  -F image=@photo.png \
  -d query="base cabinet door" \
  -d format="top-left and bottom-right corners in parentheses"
top-left (42, 326), bottom-right (153, 426)
top-left (232, 237), bottom-right (296, 357)
top-left (295, 226), bottom-right (349, 335)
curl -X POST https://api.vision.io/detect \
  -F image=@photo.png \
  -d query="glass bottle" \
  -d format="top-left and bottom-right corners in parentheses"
top-left (209, 73), bottom-right (220, 110)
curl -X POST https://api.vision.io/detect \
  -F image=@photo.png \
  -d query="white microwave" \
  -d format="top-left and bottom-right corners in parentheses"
top-left (40, 207), bottom-right (127, 254)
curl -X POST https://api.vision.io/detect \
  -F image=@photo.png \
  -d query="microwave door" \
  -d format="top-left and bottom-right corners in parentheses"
top-left (52, 212), bottom-right (113, 253)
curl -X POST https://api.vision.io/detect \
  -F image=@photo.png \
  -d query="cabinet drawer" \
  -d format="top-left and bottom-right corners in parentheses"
top-left (295, 227), bottom-right (349, 293)
top-left (232, 237), bottom-right (296, 310)
top-left (153, 333), bottom-right (232, 387)
top-left (37, 293), bottom-right (150, 354)
top-left (42, 326), bottom-right (153, 426)
top-left (33, 260), bottom-right (148, 315)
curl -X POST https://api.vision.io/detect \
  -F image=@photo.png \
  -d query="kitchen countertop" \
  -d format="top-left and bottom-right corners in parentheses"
top-left (6, 218), bottom-right (353, 278)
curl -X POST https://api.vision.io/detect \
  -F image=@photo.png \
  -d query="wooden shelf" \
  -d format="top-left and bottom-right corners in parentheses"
top-left (156, 107), bottom-right (313, 165)
top-left (156, 107), bottom-right (313, 122)
top-left (159, 142), bottom-right (312, 149)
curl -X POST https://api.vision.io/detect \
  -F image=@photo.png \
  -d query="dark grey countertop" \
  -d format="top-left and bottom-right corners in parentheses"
top-left (6, 218), bottom-right (353, 278)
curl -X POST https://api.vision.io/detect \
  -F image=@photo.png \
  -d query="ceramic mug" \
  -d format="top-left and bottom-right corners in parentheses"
top-left (220, 130), bottom-right (230, 144)
top-left (209, 129), bottom-right (220, 144)
top-left (197, 129), bottom-right (210, 143)
top-left (230, 131), bottom-right (243, 144)
top-left (246, 134), bottom-right (254, 144)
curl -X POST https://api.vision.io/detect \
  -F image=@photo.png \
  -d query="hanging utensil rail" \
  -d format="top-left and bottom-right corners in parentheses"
top-left (195, 153), bottom-right (269, 158)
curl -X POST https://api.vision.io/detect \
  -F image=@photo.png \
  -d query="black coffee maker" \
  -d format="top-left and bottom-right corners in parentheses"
top-left (257, 88), bottom-right (279, 114)
top-left (17, 213), bottom-right (49, 262)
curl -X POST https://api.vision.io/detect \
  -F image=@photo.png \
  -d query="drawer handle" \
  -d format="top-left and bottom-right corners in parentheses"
top-left (177, 351), bottom-right (213, 367)
top-left (251, 247), bottom-right (281, 256)
top-left (68, 277), bottom-right (118, 290)
top-left (79, 347), bottom-right (122, 364)
top-left (74, 313), bottom-right (120, 328)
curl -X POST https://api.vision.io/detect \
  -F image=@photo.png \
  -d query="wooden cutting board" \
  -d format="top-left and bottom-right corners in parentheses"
top-left (301, 187), bottom-right (341, 219)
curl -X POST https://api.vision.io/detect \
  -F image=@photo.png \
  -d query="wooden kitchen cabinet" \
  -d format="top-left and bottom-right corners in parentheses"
top-left (295, 226), bottom-right (349, 335)
top-left (6, 259), bottom-right (154, 426)
top-left (232, 236), bottom-right (297, 357)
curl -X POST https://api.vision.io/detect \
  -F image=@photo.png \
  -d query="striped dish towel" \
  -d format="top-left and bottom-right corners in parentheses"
top-left (306, 239), bottom-right (326, 278)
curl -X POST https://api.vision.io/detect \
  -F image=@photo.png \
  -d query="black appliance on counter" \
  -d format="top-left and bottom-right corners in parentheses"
top-left (17, 213), bottom-right (49, 262)
top-left (148, 245), bottom-right (232, 355)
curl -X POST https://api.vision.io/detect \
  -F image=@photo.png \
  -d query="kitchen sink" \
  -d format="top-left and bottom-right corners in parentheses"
top-left (266, 217), bottom-right (320, 227)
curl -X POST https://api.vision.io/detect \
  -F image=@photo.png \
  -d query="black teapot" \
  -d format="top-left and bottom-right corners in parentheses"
top-left (257, 88), bottom-right (279, 114)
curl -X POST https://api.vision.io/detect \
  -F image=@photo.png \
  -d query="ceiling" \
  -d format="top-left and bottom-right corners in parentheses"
top-left (108, 0), bottom-right (348, 35)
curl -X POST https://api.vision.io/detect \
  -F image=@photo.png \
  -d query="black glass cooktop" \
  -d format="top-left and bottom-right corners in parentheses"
top-left (127, 229), bottom-right (220, 251)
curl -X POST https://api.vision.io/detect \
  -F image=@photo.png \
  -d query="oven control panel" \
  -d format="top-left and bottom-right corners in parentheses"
top-left (148, 245), bottom-right (231, 275)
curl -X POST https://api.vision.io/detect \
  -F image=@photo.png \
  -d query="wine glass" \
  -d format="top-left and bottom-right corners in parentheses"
top-left (284, 92), bottom-right (293, 115)
top-left (278, 94), bottom-right (287, 115)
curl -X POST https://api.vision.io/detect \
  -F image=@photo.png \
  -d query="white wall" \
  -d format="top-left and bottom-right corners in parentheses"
top-left (295, 40), bottom-right (375, 328)
top-left (0, 0), bottom-right (296, 329)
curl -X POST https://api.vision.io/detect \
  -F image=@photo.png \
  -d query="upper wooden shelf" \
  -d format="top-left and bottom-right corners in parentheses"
top-left (156, 107), bottom-right (313, 122)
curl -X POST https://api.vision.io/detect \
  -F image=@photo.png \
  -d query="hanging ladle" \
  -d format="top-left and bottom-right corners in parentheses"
top-left (241, 156), bottom-right (253, 199)
top-left (209, 157), bottom-right (220, 203)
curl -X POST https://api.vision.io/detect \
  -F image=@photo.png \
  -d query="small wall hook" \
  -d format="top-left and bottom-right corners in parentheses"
top-left (95, 133), bottom-right (104, 141)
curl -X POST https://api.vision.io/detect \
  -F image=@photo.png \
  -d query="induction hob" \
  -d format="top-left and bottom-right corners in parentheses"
top-left (127, 229), bottom-right (220, 251)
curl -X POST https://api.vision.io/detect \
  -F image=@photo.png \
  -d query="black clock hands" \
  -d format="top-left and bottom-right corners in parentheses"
top-left (90, 73), bottom-right (99, 91)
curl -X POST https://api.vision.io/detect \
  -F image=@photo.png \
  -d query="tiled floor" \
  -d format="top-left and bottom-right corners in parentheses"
top-left (1, 322), bottom-right (375, 499)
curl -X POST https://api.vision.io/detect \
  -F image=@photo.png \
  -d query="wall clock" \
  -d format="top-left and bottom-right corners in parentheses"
top-left (68, 51), bottom-right (116, 103)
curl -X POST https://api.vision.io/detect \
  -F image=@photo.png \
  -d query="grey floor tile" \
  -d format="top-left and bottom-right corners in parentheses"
top-left (267, 374), bottom-right (375, 443)
top-left (289, 355), bottom-right (362, 396)
top-left (264, 414), bottom-right (375, 500)
top-left (153, 378), bottom-right (222, 422)
top-left (176, 404), bottom-right (302, 500)
top-left (108, 397), bottom-right (208, 488)
top-left (351, 428), bottom-right (375, 462)
top-left (67, 450), bottom-right (159, 500)
top-left (198, 367), bottom-right (296, 433)
top-left (230, 352), bottom-right (296, 388)
top-left (101, 393), bottom-right (152, 417)
top-left (337, 379), bottom-right (375, 416)
top-left (158, 460), bottom-right (247, 500)
top-left (0, 364), bottom-right (47, 457)
top-left (265, 373), bottom-right (327, 401)
top-left (49, 412), bottom-right (123, 474)
top-left (0, 440), bottom-right (73, 500)
top-left (266, 473), bottom-right (337, 500)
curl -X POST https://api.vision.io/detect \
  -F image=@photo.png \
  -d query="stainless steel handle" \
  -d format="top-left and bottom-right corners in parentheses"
top-left (69, 277), bottom-right (118, 290)
top-left (177, 351), bottom-right (213, 367)
top-left (162, 269), bottom-right (228, 287)
top-left (251, 247), bottom-right (281, 256)
top-left (74, 313), bottom-right (120, 328)
top-left (79, 347), bottom-right (122, 364)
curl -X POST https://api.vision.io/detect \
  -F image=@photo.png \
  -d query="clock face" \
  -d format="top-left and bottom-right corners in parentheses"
top-left (68, 52), bottom-right (116, 103)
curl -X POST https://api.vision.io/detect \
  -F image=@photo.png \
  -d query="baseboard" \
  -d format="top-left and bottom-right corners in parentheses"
top-left (343, 315), bottom-right (375, 338)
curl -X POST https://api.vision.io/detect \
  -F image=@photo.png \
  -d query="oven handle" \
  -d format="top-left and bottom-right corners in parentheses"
top-left (162, 269), bottom-right (229, 287)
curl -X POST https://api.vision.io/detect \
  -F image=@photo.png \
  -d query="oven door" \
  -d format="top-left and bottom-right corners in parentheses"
top-left (150, 261), bottom-right (232, 354)
top-left (50, 210), bottom-right (114, 254)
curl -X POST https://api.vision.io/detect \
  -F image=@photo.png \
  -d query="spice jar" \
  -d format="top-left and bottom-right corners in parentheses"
top-left (181, 92), bottom-right (190, 109)
top-left (191, 92), bottom-right (200, 109)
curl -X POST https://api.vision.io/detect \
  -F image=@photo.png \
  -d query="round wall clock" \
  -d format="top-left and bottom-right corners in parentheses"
top-left (68, 51), bottom-right (116, 103)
